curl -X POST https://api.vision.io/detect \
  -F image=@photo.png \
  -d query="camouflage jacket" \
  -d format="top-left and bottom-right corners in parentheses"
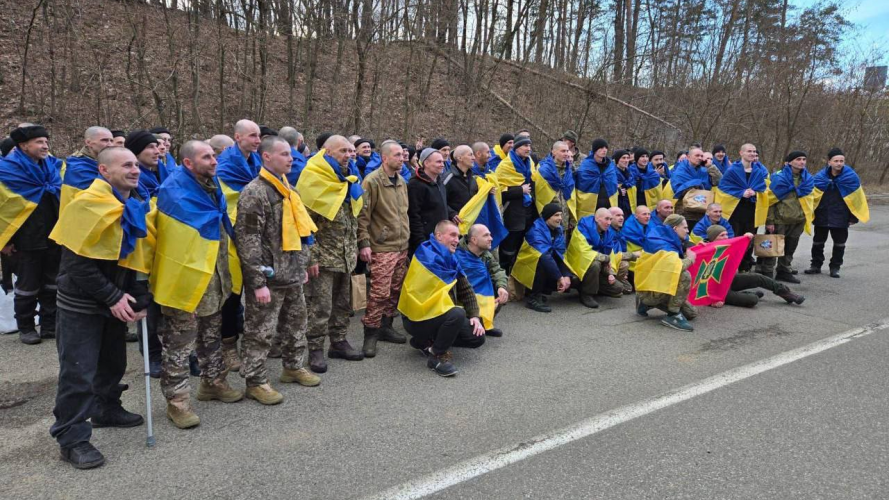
top-left (307, 199), bottom-right (358, 274)
top-left (235, 175), bottom-right (310, 290)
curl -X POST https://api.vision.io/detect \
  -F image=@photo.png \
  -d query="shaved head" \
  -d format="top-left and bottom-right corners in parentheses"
top-left (85, 126), bottom-right (111, 141)
top-left (83, 126), bottom-right (113, 157)
top-left (594, 207), bottom-right (613, 231)
top-left (207, 134), bottom-right (234, 155)
top-left (279, 126), bottom-right (299, 147)
top-left (234, 119), bottom-right (259, 135)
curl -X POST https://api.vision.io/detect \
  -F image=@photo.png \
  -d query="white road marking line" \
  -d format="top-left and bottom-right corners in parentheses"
top-left (359, 318), bottom-right (889, 500)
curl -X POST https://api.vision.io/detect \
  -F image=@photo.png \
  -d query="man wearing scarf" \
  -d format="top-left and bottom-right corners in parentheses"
top-left (49, 146), bottom-right (152, 469)
top-left (613, 149), bottom-right (635, 217)
top-left (692, 203), bottom-right (735, 243)
top-left (714, 143), bottom-right (769, 272)
top-left (298, 135), bottom-right (365, 373)
top-left (407, 148), bottom-right (456, 255)
top-left (125, 130), bottom-right (163, 200)
top-left (354, 137), bottom-right (381, 178)
top-left (576, 138), bottom-right (619, 219)
top-left (623, 205), bottom-right (651, 282)
top-left (666, 146), bottom-right (723, 228)
top-left (279, 126), bottom-right (308, 187)
top-left (398, 220), bottom-right (485, 377)
top-left (152, 141), bottom-right (242, 429)
top-left (495, 135), bottom-right (535, 274)
top-left (471, 141), bottom-right (493, 179)
top-left (0, 125), bottom-right (62, 345)
top-left (487, 134), bottom-right (513, 172)
top-left (534, 141), bottom-right (576, 232)
top-left (650, 150), bottom-right (670, 185)
top-left (712, 144), bottom-right (731, 174)
top-left (565, 208), bottom-right (625, 309)
top-left (759, 151), bottom-right (812, 282)
top-left (512, 204), bottom-right (571, 313)
top-left (237, 136), bottom-right (318, 403)
top-left (805, 148), bottom-right (869, 278)
top-left (630, 148), bottom-right (663, 210)
top-left (60, 126), bottom-right (114, 211)
top-left (610, 206), bottom-right (638, 293)
top-left (149, 126), bottom-right (178, 171)
top-left (456, 224), bottom-right (509, 338)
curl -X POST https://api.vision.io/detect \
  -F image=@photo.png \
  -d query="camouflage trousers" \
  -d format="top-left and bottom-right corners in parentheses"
top-left (305, 270), bottom-right (351, 351)
top-left (580, 260), bottom-right (625, 297)
top-left (159, 310), bottom-right (225, 400)
top-left (616, 259), bottom-right (632, 293)
top-left (362, 250), bottom-right (408, 329)
top-left (638, 269), bottom-right (698, 318)
top-left (241, 285), bottom-right (308, 387)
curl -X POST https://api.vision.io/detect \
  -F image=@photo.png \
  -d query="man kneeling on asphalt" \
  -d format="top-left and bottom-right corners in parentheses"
top-left (636, 214), bottom-right (698, 331)
top-left (565, 208), bottom-right (625, 309)
top-left (398, 220), bottom-right (485, 377)
top-left (456, 223), bottom-right (510, 338)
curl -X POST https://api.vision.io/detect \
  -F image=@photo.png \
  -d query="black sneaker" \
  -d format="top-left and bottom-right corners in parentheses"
top-left (803, 267), bottom-right (821, 275)
top-left (579, 294), bottom-right (599, 309)
top-left (149, 359), bottom-right (162, 379)
top-left (829, 268), bottom-right (841, 278)
top-left (19, 329), bottom-right (41, 345)
top-left (60, 442), bottom-right (105, 470)
top-left (775, 272), bottom-right (801, 284)
top-left (39, 326), bottom-right (56, 339)
top-left (91, 406), bottom-right (144, 428)
top-left (525, 294), bottom-right (552, 313)
top-left (427, 351), bottom-right (458, 377)
top-left (485, 328), bottom-right (503, 337)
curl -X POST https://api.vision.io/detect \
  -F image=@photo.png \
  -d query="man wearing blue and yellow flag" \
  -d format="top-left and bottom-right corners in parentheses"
top-left (692, 203), bottom-right (735, 243)
top-left (151, 140), bottom-right (243, 430)
top-left (805, 148), bottom-right (869, 279)
top-left (486, 134), bottom-right (513, 172)
top-left (60, 126), bottom-right (114, 211)
top-left (471, 142), bottom-right (493, 179)
top-left (534, 141), bottom-right (576, 232)
top-left (714, 143), bottom-right (769, 272)
top-left (49, 146), bottom-right (152, 469)
top-left (456, 224), bottom-right (510, 338)
top-left (398, 220), bottom-right (486, 377)
top-left (280, 126), bottom-right (308, 187)
top-left (665, 146), bottom-right (723, 228)
top-left (298, 135), bottom-right (366, 373)
top-left (629, 149), bottom-right (663, 211)
top-left (759, 151), bottom-right (812, 283)
top-left (125, 130), bottom-right (165, 200)
top-left (237, 136), bottom-right (319, 404)
top-left (495, 135), bottom-right (536, 274)
top-left (575, 138), bottom-right (619, 219)
top-left (511, 204), bottom-right (572, 313)
top-left (623, 205), bottom-right (652, 281)
top-left (564, 208), bottom-right (626, 309)
top-left (0, 125), bottom-right (62, 345)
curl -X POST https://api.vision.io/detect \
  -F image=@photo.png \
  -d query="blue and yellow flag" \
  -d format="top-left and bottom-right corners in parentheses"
top-left (454, 247), bottom-right (495, 329)
top-left (635, 222), bottom-right (685, 295)
top-left (511, 217), bottom-right (566, 289)
top-left (60, 154), bottom-right (100, 211)
top-left (258, 167), bottom-right (317, 251)
top-left (0, 149), bottom-right (62, 248)
top-left (286, 147), bottom-right (308, 187)
top-left (812, 165), bottom-right (869, 224)
top-left (494, 150), bottom-right (535, 207)
top-left (356, 152), bottom-right (382, 178)
top-left (216, 144), bottom-right (262, 223)
top-left (622, 214), bottom-right (649, 271)
top-left (150, 167), bottom-right (235, 313)
top-left (767, 165), bottom-right (815, 234)
top-left (398, 237), bottom-right (462, 322)
top-left (485, 144), bottom-right (508, 172)
top-left (50, 178), bottom-right (153, 273)
top-left (533, 155), bottom-right (576, 219)
top-left (629, 163), bottom-right (663, 210)
top-left (713, 160), bottom-right (770, 227)
top-left (458, 177), bottom-right (508, 249)
top-left (692, 216), bottom-right (734, 243)
top-left (297, 149), bottom-right (364, 220)
top-left (664, 159), bottom-right (714, 200)
top-left (472, 161), bottom-right (494, 180)
top-left (575, 156), bottom-right (619, 219)
top-left (564, 215), bottom-right (621, 278)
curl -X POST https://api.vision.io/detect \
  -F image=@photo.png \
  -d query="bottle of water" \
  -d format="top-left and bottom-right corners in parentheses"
top-left (260, 266), bottom-right (275, 279)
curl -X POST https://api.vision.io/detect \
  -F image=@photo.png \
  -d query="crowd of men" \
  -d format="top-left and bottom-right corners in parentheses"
top-left (0, 120), bottom-right (869, 470)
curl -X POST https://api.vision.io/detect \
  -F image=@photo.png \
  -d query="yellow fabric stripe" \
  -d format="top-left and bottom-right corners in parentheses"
top-left (844, 187), bottom-right (870, 224)
top-left (59, 184), bottom-right (83, 213)
top-left (663, 181), bottom-right (675, 201)
top-left (259, 168), bottom-right (318, 251)
top-left (397, 259), bottom-right (457, 322)
top-left (635, 250), bottom-right (682, 295)
top-left (0, 181), bottom-right (38, 249)
top-left (476, 295), bottom-right (496, 330)
top-left (150, 211), bottom-right (219, 313)
top-left (120, 205), bottom-right (157, 274)
top-left (511, 242), bottom-right (542, 289)
top-left (610, 251), bottom-right (622, 274)
top-left (564, 226), bottom-right (598, 278)
top-left (644, 185), bottom-right (662, 210)
top-left (219, 180), bottom-right (240, 225)
top-left (297, 149), bottom-right (358, 221)
top-left (627, 241), bottom-right (642, 271)
top-left (458, 177), bottom-right (496, 234)
top-left (49, 179), bottom-right (123, 260)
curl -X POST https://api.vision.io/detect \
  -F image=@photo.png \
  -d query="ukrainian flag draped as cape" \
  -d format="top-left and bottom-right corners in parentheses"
top-left (511, 217), bottom-right (566, 289)
top-left (356, 152), bottom-right (382, 178)
top-left (454, 247), bottom-right (495, 329)
top-left (457, 177), bottom-right (508, 249)
top-left (297, 149), bottom-right (364, 220)
top-left (692, 216), bottom-right (734, 243)
top-left (50, 178), bottom-right (153, 273)
top-left (565, 216), bottom-right (621, 278)
top-left (635, 222), bottom-right (684, 295)
top-left (629, 163), bottom-right (663, 210)
top-left (663, 159), bottom-right (714, 200)
top-left (533, 155), bottom-right (576, 219)
top-left (812, 165), bottom-right (869, 224)
top-left (713, 160), bottom-right (770, 227)
top-left (398, 237), bottom-right (463, 322)
top-left (0, 149), bottom-right (62, 248)
top-left (767, 165), bottom-right (816, 234)
top-left (150, 167), bottom-right (235, 313)
top-left (575, 156), bottom-right (619, 219)
top-left (216, 144), bottom-right (262, 222)
top-left (486, 144), bottom-right (507, 172)
top-left (60, 154), bottom-right (99, 211)
top-left (285, 147), bottom-right (308, 187)
top-left (494, 150), bottom-right (534, 207)
top-left (622, 214), bottom-right (648, 271)
top-left (136, 164), bottom-right (165, 202)
top-left (472, 161), bottom-right (495, 180)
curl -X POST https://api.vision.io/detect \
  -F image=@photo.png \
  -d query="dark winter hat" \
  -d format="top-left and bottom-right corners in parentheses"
top-left (10, 125), bottom-right (49, 146)
top-left (711, 144), bottom-right (726, 155)
top-left (676, 150), bottom-right (688, 160)
top-left (149, 126), bottom-right (171, 135)
top-left (353, 137), bottom-right (374, 149)
top-left (405, 145), bottom-right (417, 161)
top-left (706, 224), bottom-right (727, 242)
top-left (634, 148), bottom-right (650, 163)
top-left (591, 138), bottom-right (608, 153)
top-left (315, 132), bottom-right (333, 150)
top-left (0, 137), bottom-right (14, 156)
top-left (611, 149), bottom-right (630, 162)
top-left (513, 136), bottom-right (531, 149)
top-left (499, 134), bottom-right (515, 148)
top-left (562, 130), bottom-right (579, 143)
top-left (541, 203), bottom-right (562, 221)
top-left (259, 125), bottom-right (278, 137)
top-left (650, 150), bottom-right (665, 159)
top-left (827, 148), bottom-right (844, 160)
top-left (125, 129), bottom-right (158, 157)
top-left (785, 150), bottom-right (807, 163)
top-left (419, 147), bottom-right (438, 164)
top-left (110, 129), bottom-right (126, 139)
top-left (664, 214), bottom-right (685, 228)
top-left (431, 138), bottom-right (450, 151)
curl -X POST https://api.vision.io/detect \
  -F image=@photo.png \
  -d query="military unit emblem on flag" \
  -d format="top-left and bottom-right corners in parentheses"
top-left (686, 236), bottom-right (749, 306)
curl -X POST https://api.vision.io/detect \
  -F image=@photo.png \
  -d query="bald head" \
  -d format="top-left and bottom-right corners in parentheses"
top-left (97, 147), bottom-right (139, 194)
top-left (207, 134), bottom-right (234, 156)
top-left (233, 119), bottom-right (261, 154)
top-left (551, 140), bottom-right (571, 164)
top-left (84, 126), bottom-right (113, 158)
top-left (453, 144), bottom-right (473, 171)
top-left (467, 223), bottom-right (493, 253)
top-left (609, 207), bottom-right (624, 229)
top-left (656, 199), bottom-right (674, 219)
top-left (323, 135), bottom-right (354, 168)
top-left (594, 207), bottom-right (613, 231)
top-left (279, 126), bottom-right (299, 147)
top-left (471, 142), bottom-right (490, 166)
top-left (635, 204), bottom-right (651, 224)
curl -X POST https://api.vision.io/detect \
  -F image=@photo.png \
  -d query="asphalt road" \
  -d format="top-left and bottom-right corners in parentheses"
top-left (2, 204), bottom-right (888, 500)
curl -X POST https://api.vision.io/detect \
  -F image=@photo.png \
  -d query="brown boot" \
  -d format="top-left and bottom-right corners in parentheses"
top-left (195, 379), bottom-right (244, 403)
top-left (280, 368), bottom-right (321, 387)
top-left (245, 383), bottom-right (283, 405)
top-left (166, 396), bottom-right (200, 429)
top-left (221, 337), bottom-right (242, 372)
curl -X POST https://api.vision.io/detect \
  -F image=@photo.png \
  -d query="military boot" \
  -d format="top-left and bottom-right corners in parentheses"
top-left (196, 379), bottom-right (244, 403)
top-left (328, 340), bottom-right (365, 361)
top-left (280, 368), bottom-right (321, 387)
top-left (19, 327), bottom-right (41, 345)
top-left (579, 293), bottom-right (599, 309)
top-left (245, 383), bottom-right (283, 405)
top-left (362, 327), bottom-right (379, 358)
top-left (166, 396), bottom-right (200, 429)
top-left (309, 349), bottom-right (327, 373)
top-left (221, 337), bottom-right (242, 372)
top-left (377, 316), bottom-right (406, 344)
